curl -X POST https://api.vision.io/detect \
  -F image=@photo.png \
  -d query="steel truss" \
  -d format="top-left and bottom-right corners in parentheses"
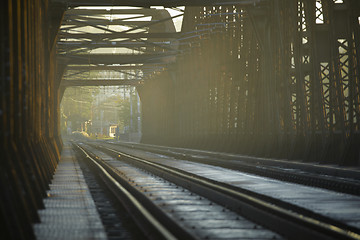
top-left (139, 0), bottom-right (360, 166)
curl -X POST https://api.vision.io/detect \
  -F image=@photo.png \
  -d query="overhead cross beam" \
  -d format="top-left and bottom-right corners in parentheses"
top-left (58, 41), bottom-right (173, 49)
top-left (59, 32), bottom-right (181, 39)
top-left (65, 65), bottom-right (157, 71)
top-left (61, 79), bottom-right (142, 86)
top-left (57, 7), bottom-right (181, 87)
top-left (61, 20), bottom-right (157, 27)
top-left (53, 0), bottom-right (264, 7)
top-left (64, 9), bottom-right (160, 15)
top-left (58, 53), bottom-right (177, 64)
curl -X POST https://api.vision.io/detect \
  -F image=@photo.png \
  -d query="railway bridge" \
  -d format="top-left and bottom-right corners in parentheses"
top-left (1, 0), bottom-right (360, 239)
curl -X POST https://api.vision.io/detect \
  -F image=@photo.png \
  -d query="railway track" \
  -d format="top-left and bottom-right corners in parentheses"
top-left (75, 143), bottom-right (282, 240)
top-left (74, 141), bottom-right (360, 240)
top-left (106, 141), bottom-right (360, 196)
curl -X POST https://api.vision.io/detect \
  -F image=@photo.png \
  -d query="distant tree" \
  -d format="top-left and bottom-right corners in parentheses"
top-left (100, 92), bottom-right (138, 133)
top-left (60, 87), bottom-right (97, 134)
top-left (117, 97), bottom-right (131, 131)
top-left (60, 85), bottom-right (139, 136)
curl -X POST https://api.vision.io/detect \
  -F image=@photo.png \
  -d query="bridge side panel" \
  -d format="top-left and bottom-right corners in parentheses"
top-left (139, 1), bottom-right (360, 166)
top-left (0, 0), bottom-right (64, 238)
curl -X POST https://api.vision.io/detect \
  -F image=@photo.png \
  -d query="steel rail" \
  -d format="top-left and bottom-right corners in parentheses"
top-left (124, 142), bottom-right (360, 178)
top-left (98, 144), bottom-right (360, 240)
top-left (111, 142), bottom-right (360, 196)
top-left (75, 144), bottom-right (180, 240)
